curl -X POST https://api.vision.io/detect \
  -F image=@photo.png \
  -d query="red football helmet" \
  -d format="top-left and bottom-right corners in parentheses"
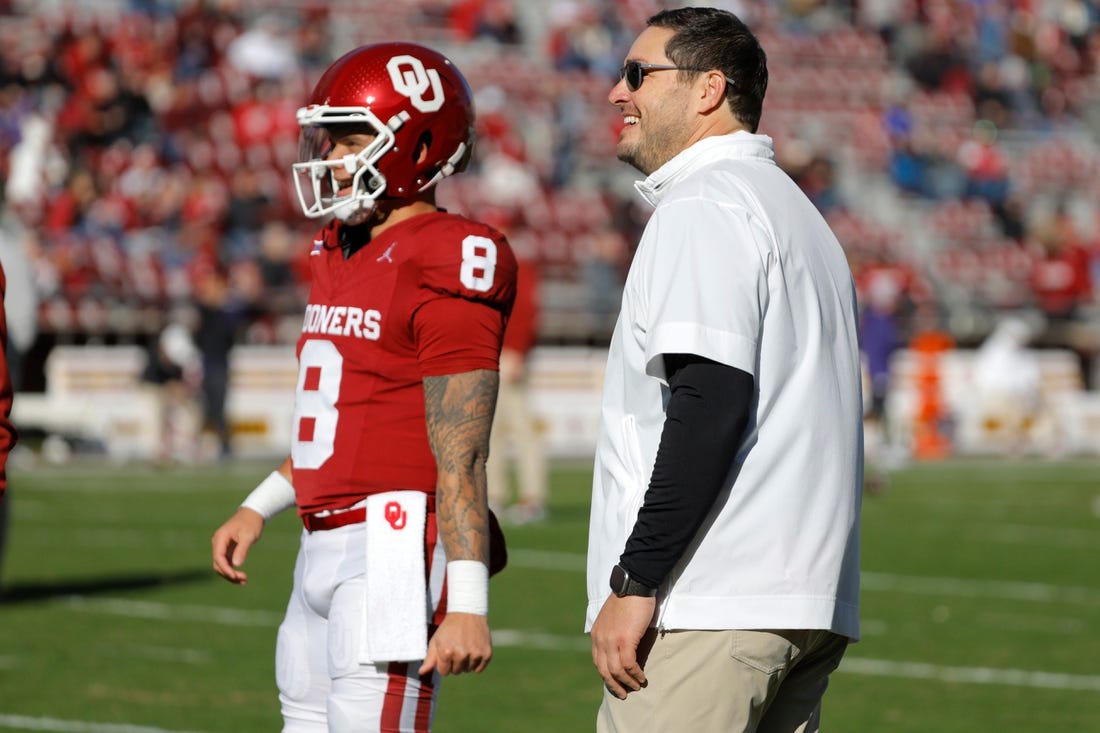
top-left (291, 42), bottom-right (476, 223)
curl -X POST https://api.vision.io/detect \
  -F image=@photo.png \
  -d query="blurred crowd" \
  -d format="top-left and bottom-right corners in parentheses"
top-left (2, 0), bottom-right (1100, 394)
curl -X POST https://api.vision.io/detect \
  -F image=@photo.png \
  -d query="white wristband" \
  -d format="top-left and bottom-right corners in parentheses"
top-left (240, 470), bottom-right (296, 521)
top-left (446, 560), bottom-right (489, 615)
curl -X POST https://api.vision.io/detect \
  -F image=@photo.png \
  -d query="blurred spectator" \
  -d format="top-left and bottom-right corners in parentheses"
top-left (476, 132), bottom-right (541, 210)
top-left (973, 61), bottom-right (1013, 130)
top-left (971, 316), bottom-right (1045, 455)
top-left (226, 13), bottom-right (298, 80)
top-left (547, 1), bottom-right (625, 77)
top-left (859, 263), bottom-right (907, 423)
top-left (192, 262), bottom-right (243, 461)
top-left (957, 119), bottom-right (1009, 207)
top-left (223, 167), bottom-right (274, 260)
top-left (43, 167), bottom-right (98, 235)
top-left (474, 0), bottom-right (523, 45)
top-left (905, 23), bottom-right (971, 96)
top-left (783, 144), bottom-right (841, 213)
top-left (487, 257), bottom-right (548, 525)
top-left (1028, 208), bottom-right (1093, 321)
top-left (1, 0), bottom-right (1099, 424)
top-left (254, 221), bottom-right (303, 315)
top-left (140, 319), bottom-right (201, 464)
top-left (887, 135), bottom-right (933, 198)
top-left (550, 74), bottom-right (590, 188)
top-left (579, 221), bottom-right (628, 337)
top-left (1027, 207), bottom-right (1097, 387)
top-left (448, 0), bottom-right (488, 40)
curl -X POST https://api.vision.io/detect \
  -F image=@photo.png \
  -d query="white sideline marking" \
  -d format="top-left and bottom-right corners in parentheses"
top-left (62, 596), bottom-right (281, 627)
top-left (39, 591), bottom-right (1100, 696)
top-left (492, 630), bottom-right (1100, 692)
top-left (860, 571), bottom-right (1100, 605)
top-left (0, 715), bottom-right (208, 733)
top-left (840, 657), bottom-right (1100, 691)
top-left (23, 465), bottom-right (271, 490)
top-left (508, 549), bottom-right (1100, 606)
top-left (126, 645), bottom-right (210, 665)
top-left (492, 628), bottom-right (590, 652)
top-left (509, 548), bottom-right (585, 571)
top-left (971, 523), bottom-right (1100, 550)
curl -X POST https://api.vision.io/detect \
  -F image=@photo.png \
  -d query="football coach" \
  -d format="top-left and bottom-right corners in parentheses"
top-left (586, 8), bottom-right (864, 733)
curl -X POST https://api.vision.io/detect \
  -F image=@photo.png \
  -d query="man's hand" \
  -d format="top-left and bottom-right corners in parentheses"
top-left (590, 594), bottom-right (657, 699)
top-left (211, 507), bottom-right (265, 585)
top-left (418, 612), bottom-right (492, 676)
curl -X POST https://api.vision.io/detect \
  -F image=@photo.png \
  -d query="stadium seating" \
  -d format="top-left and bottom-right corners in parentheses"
top-left (3, 0), bottom-right (1099, 461)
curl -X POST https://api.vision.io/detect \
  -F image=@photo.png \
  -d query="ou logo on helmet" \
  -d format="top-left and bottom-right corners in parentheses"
top-left (387, 55), bottom-right (445, 113)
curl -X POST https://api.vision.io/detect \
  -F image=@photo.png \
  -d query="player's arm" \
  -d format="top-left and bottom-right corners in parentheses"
top-left (419, 368), bottom-right (498, 676)
top-left (211, 457), bottom-right (296, 585)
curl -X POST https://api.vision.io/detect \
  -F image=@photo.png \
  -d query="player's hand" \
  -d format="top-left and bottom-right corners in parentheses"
top-left (418, 612), bottom-right (492, 676)
top-left (211, 507), bottom-right (265, 585)
top-left (590, 594), bottom-right (656, 699)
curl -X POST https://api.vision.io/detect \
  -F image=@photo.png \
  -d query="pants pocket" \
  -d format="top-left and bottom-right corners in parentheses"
top-left (728, 630), bottom-right (798, 676)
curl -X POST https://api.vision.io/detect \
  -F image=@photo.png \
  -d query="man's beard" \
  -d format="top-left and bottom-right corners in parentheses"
top-left (616, 121), bottom-right (685, 176)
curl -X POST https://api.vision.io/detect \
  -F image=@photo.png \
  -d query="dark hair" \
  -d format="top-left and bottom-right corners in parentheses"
top-left (648, 7), bottom-right (768, 132)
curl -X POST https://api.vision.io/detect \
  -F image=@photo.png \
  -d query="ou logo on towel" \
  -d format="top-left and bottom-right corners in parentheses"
top-left (385, 501), bottom-right (407, 530)
top-left (387, 55), bottom-right (444, 113)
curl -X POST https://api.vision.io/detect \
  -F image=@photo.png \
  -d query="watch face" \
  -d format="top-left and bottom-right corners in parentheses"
top-left (610, 564), bottom-right (627, 596)
top-left (609, 564), bottom-right (657, 597)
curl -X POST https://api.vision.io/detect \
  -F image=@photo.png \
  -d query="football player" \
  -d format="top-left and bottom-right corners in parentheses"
top-left (211, 42), bottom-right (517, 732)
top-left (0, 260), bottom-right (17, 589)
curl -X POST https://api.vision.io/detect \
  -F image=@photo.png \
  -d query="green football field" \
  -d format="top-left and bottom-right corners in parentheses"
top-left (0, 458), bottom-right (1098, 732)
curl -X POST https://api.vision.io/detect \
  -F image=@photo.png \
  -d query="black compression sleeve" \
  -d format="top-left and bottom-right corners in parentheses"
top-left (619, 354), bottom-right (754, 589)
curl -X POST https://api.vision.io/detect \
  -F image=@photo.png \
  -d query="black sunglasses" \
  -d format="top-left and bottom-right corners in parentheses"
top-left (619, 60), bottom-right (737, 92)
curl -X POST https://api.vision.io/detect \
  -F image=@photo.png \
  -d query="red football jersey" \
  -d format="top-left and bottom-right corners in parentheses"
top-left (0, 263), bottom-right (15, 498)
top-left (291, 210), bottom-right (517, 515)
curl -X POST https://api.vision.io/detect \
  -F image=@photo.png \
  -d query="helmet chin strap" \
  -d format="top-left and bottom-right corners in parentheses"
top-left (332, 196), bottom-right (375, 225)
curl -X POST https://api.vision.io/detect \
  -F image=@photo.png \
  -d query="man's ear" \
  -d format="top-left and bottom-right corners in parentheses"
top-left (697, 70), bottom-right (730, 115)
top-left (415, 136), bottom-right (431, 164)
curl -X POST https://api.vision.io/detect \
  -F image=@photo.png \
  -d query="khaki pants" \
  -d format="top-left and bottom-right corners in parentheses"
top-left (597, 629), bottom-right (849, 733)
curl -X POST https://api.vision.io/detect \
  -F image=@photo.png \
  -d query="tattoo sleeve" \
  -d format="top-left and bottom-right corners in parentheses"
top-left (423, 368), bottom-right (499, 564)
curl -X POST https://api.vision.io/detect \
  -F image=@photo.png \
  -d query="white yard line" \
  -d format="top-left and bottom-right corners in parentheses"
top-left (506, 549), bottom-right (1100, 606)
top-left (124, 645), bottom-right (210, 665)
top-left (839, 657), bottom-right (1100, 691)
top-left (492, 628), bottom-right (590, 652)
top-left (490, 630), bottom-right (1100, 692)
top-left (860, 571), bottom-right (1100, 605)
top-left (62, 596), bottom-right (282, 627)
top-left (970, 522), bottom-right (1100, 549)
top-left (0, 715), bottom-right (209, 733)
top-left (508, 548), bottom-right (586, 571)
top-left (0, 653), bottom-right (1096, 733)
top-left (44, 549), bottom-right (1099, 702)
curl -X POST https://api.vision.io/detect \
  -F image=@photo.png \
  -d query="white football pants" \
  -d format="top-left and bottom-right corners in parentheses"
top-left (276, 521), bottom-right (447, 732)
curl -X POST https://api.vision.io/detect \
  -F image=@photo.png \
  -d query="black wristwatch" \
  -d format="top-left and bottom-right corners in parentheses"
top-left (609, 563), bottom-right (658, 598)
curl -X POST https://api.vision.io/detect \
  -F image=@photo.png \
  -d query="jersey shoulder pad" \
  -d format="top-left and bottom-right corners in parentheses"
top-left (414, 214), bottom-right (517, 307)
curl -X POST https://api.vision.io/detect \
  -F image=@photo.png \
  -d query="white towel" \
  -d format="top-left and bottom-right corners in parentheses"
top-left (361, 491), bottom-right (428, 663)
